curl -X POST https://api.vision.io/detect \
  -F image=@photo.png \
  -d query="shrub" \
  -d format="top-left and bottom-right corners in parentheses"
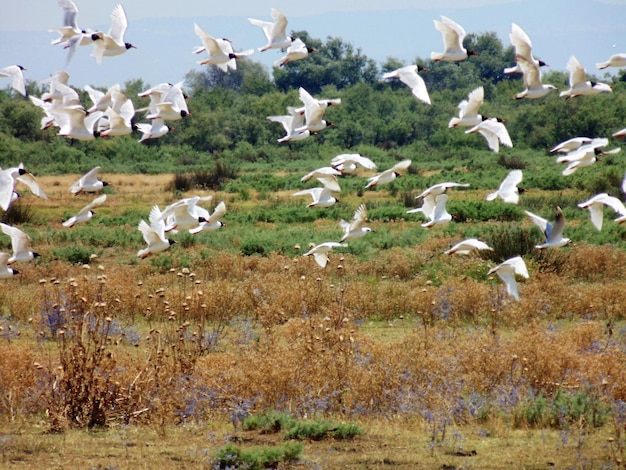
top-left (213, 442), bottom-right (303, 469)
top-left (243, 410), bottom-right (297, 433)
top-left (1, 201), bottom-right (34, 225)
top-left (51, 245), bottom-right (94, 265)
top-left (283, 419), bottom-right (365, 441)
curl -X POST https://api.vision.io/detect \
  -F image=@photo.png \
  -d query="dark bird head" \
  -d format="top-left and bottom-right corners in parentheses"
top-left (94, 130), bottom-right (101, 138)
top-left (518, 187), bottom-right (528, 194)
top-left (417, 65), bottom-right (428, 72)
top-left (467, 50), bottom-right (479, 57)
top-left (307, 47), bottom-right (319, 54)
top-left (17, 65), bottom-right (26, 71)
top-left (33, 252), bottom-right (41, 258)
top-left (12, 269), bottom-right (19, 275)
top-left (326, 121), bottom-right (335, 127)
top-left (198, 216), bottom-right (208, 224)
top-left (289, 36), bottom-right (296, 42)
top-left (168, 239), bottom-right (177, 246)
top-left (18, 168), bottom-right (28, 176)
top-left (91, 33), bottom-right (102, 41)
top-left (538, 59), bottom-right (548, 67)
top-left (228, 53), bottom-right (238, 60)
top-left (125, 43), bottom-right (136, 50)
top-left (102, 181), bottom-right (110, 187)
top-left (180, 110), bottom-right (190, 118)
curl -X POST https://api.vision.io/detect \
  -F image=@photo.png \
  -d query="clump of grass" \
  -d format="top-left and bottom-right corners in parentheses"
top-left (1, 202), bottom-right (34, 225)
top-left (496, 154), bottom-right (528, 170)
top-left (485, 223), bottom-right (536, 262)
top-left (51, 245), bottom-right (94, 265)
top-left (213, 442), bottom-right (303, 469)
top-left (169, 161), bottom-right (238, 192)
top-left (283, 419), bottom-right (365, 441)
top-left (243, 409), bottom-right (297, 433)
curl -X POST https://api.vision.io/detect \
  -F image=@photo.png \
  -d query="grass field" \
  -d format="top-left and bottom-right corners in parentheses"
top-left (0, 170), bottom-right (625, 468)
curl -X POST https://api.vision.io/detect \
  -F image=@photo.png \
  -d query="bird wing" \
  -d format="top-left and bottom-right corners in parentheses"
top-left (550, 206), bottom-right (566, 242)
top-left (437, 16), bottom-right (465, 51)
top-left (525, 210), bottom-right (551, 239)
top-left (0, 170), bottom-right (16, 210)
top-left (193, 23), bottom-right (223, 57)
top-left (269, 8), bottom-right (288, 39)
top-left (0, 223), bottom-right (30, 256)
top-left (16, 171), bottom-right (48, 199)
top-left (397, 66), bottom-right (431, 105)
top-left (566, 56), bottom-right (586, 88)
top-left (390, 159), bottom-right (412, 173)
top-left (509, 23), bottom-right (533, 60)
top-left (108, 3), bottom-right (128, 43)
top-left (350, 204), bottom-right (367, 231)
top-left (83, 194), bottom-right (107, 213)
top-left (459, 86), bottom-right (484, 117)
top-left (517, 55), bottom-right (542, 88)
top-left (298, 87), bottom-right (325, 125)
top-left (210, 201), bottom-right (226, 221)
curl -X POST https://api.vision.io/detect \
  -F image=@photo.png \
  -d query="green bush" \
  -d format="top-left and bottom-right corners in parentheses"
top-left (213, 442), bottom-right (302, 469)
top-left (283, 420), bottom-right (365, 441)
top-left (243, 410), bottom-right (297, 433)
top-left (51, 245), bottom-right (94, 265)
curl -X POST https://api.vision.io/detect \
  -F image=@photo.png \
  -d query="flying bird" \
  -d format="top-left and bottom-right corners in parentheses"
top-left (274, 38), bottom-right (317, 67)
top-left (159, 196), bottom-right (212, 233)
top-left (504, 23), bottom-right (547, 75)
top-left (91, 3), bottom-right (135, 63)
top-left (383, 65), bottom-right (431, 105)
top-left (549, 137), bottom-right (593, 154)
top-left (339, 204), bottom-right (372, 242)
top-left (365, 159), bottom-right (412, 189)
top-left (444, 238), bottom-right (493, 255)
top-left (514, 55), bottom-right (557, 99)
top-left (0, 163), bottom-right (48, 211)
top-left (292, 185), bottom-right (339, 208)
top-left (302, 241), bottom-right (345, 268)
top-left (136, 118), bottom-right (170, 142)
top-left (0, 252), bottom-right (19, 279)
top-left (525, 206), bottom-right (571, 249)
top-left (465, 118), bottom-right (512, 153)
top-left (248, 8), bottom-right (293, 52)
top-left (0, 223), bottom-right (40, 264)
top-left (488, 256), bottom-right (529, 301)
top-left (137, 205), bottom-right (175, 258)
top-left (189, 201), bottom-right (227, 234)
top-left (486, 170), bottom-right (525, 204)
top-left (578, 193), bottom-right (626, 230)
top-left (596, 53), bottom-right (626, 70)
top-left (419, 193), bottom-right (452, 229)
top-left (556, 138), bottom-right (620, 175)
top-left (267, 106), bottom-right (311, 143)
top-left (69, 166), bottom-right (109, 195)
top-left (193, 23), bottom-right (254, 72)
top-left (431, 16), bottom-right (477, 62)
top-left (448, 86), bottom-right (484, 128)
top-left (301, 166), bottom-right (342, 193)
top-left (146, 84), bottom-right (190, 121)
top-left (62, 194), bottom-right (107, 228)
top-left (0, 65), bottom-right (27, 96)
top-left (560, 56), bottom-right (612, 99)
top-left (295, 87), bottom-right (340, 133)
top-left (330, 154), bottom-right (377, 175)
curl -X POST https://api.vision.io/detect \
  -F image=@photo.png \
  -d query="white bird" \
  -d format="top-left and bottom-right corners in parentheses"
top-left (365, 159), bottom-right (412, 189)
top-left (248, 8), bottom-right (293, 52)
top-left (504, 23), bottom-right (547, 75)
top-left (146, 84), bottom-right (190, 121)
top-left (302, 241), bottom-right (344, 268)
top-left (159, 196), bottom-right (212, 233)
top-left (0, 223), bottom-right (39, 264)
top-left (69, 166), bottom-right (108, 195)
top-left (292, 186), bottom-right (339, 208)
top-left (193, 23), bottom-right (254, 72)
top-left (267, 106), bottom-right (310, 143)
top-left (430, 16), bottom-right (477, 62)
top-left (84, 83), bottom-right (121, 114)
top-left (556, 138), bottom-right (620, 175)
top-left (486, 170), bottom-right (525, 204)
top-left (514, 55), bottom-right (557, 100)
top-left (420, 193), bottom-right (452, 229)
top-left (0, 163), bottom-right (48, 211)
top-left (578, 193), bottom-right (626, 230)
top-left (50, 0), bottom-right (97, 65)
top-left (596, 53), bottom-right (626, 70)
top-left (549, 137), bottom-right (593, 154)
top-left (62, 194), bottom-right (107, 228)
top-left (488, 256), bottom-right (529, 301)
top-left (613, 128), bottom-right (626, 139)
top-left (0, 252), bottom-right (19, 279)
top-left (57, 107), bottom-right (104, 141)
top-left (444, 238), bottom-right (493, 255)
top-left (274, 38), bottom-right (317, 67)
top-left (415, 181), bottom-right (470, 200)
top-left (137, 205), bottom-right (175, 258)
top-left (330, 154), bottom-right (376, 175)
top-left (295, 87), bottom-right (340, 133)
top-left (91, 4), bottom-right (135, 63)
top-left (339, 204), bottom-right (372, 242)
top-left (448, 86), bottom-right (484, 128)
top-left (136, 118), bottom-right (170, 142)
top-left (98, 96), bottom-right (135, 137)
top-left (0, 65), bottom-right (27, 96)
top-left (465, 118), bottom-right (512, 153)
top-left (525, 206), bottom-right (571, 249)
top-left (560, 56), bottom-right (612, 99)
top-left (383, 65), bottom-right (431, 105)
top-left (189, 201), bottom-right (227, 234)
top-left (301, 167), bottom-right (342, 193)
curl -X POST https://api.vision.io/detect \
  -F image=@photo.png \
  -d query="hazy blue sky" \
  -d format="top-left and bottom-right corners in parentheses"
top-left (1, 0), bottom-right (625, 88)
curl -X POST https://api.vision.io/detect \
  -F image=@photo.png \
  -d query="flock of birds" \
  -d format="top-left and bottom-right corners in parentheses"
top-left (2, 2), bottom-right (626, 301)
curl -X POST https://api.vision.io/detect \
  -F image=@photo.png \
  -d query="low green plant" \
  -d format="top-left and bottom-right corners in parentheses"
top-left (283, 419), bottom-right (365, 441)
top-left (51, 245), bottom-right (94, 265)
top-left (243, 410), bottom-right (297, 433)
top-left (213, 442), bottom-right (303, 469)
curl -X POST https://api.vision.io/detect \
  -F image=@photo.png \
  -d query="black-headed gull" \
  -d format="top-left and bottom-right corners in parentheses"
top-left (136, 118), bottom-right (170, 142)
top-left (431, 16), bottom-right (477, 62)
top-left (419, 194), bottom-right (452, 229)
top-left (0, 252), bottom-right (19, 279)
top-left (146, 85), bottom-right (190, 121)
top-left (525, 206), bottom-right (571, 249)
top-left (50, 0), bottom-right (98, 65)
top-left (70, 166), bottom-right (108, 195)
top-left (448, 86), bottom-right (484, 128)
top-left (189, 201), bottom-right (226, 234)
top-left (504, 23), bottom-right (547, 75)
top-left (330, 154), bottom-right (376, 175)
top-left (488, 256), bottom-right (528, 301)
top-left (596, 53), bottom-right (626, 70)
top-left (62, 194), bottom-right (107, 228)
top-left (514, 55), bottom-right (557, 100)
top-left (301, 167), bottom-right (341, 193)
top-left (556, 138), bottom-right (620, 175)
top-left (0, 65), bottom-right (27, 97)
top-left (549, 137), bottom-right (593, 154)
top-left (159, 196), bottom-right (211, 233)
top-left (274, 38), bottom-right (317, 67)
top-left (339, 204), bottom-right (372, 242)
top-left (57, 108), bottom-right (104, 141)
top-left (295, 87), bottom-right (340, 133)
top-left (91, 4), bottom-right (135, 63)
top-left (383, 65), bottom-right (430, 105)
top-left (365, 159), bottom-right (411, 189)
top-left (0, 223), bottom-right (40, 264)
top-left (0, 163), bottom-right (48, 211)
top-left (303, 241), bottom-right (344, 268)
top-left (248, 8), bottom-right (293, 52)
top-left (613, 128), bottom-right (626, 139)
top-left (444, 238), bottom-right (493, 255)
top-left (267, 106), bottom-right (310, 143)
top-left (408, 182), bottom-right (468, 220)
top-left (486, 170), bottom-right (525, 204)
top-left (193, 23), bottom-right (254, 72)
top-left (560, 56), bottom-right (611, 99)
top-left (578, 193), bottom-right (626, 230)
top-left (465, 118), bottom-right (512, 153)
top-left (292, 185), bottom-right (339, 208)
top-left (84, 83), bottom-right (121, 114)
top-left (137, 205), bottom-right (175, 258)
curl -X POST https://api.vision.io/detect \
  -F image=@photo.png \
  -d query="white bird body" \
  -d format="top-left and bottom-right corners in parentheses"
top-left (137, 205), bottom-right (174, 258)
top-left (339, 204), bottom-right (371, 242)
top-left (193, 23), bottom-right (253, 72)
top-left (613, 128), bottom-right (626, 139)
top-left (146, 85), bottom-right (189, 121)
top-left (274, 38), bottom-right (317, 67)
top-left (160, 196), bottom-right (212, 233)
top-left (267, 106), bottom-right (310, 142)
top-left (365, 159), bottom-right (411, 189)
top-left (556, 138), bottom-right (619, 175)
top-left (383, 65), bottom-right (431, 105)
top-left (431, 16), bottom-right (475, 62)
top-left (504, 23), bottom-right (547, 74)
top-left (84, 83), bottom-right (121, 114)
top-left (515, 55), bottom-right (557, 99)
top-left (0, 223), bottom-right (39, 264)
top-left (415, 181), bottom-right (470, 200)
top-left (596, 53), bottom-right (626, 70)
top-left (444, 238), bottom-right (493, 255)
top-left (550, 137), bottom-right (593, 154)
top-left (0, 252), bottom-right (19, 278)
top-left (448, 86), bottom-right (484, 128)
top-left (0, 65), bottom-right (27, 96)
top-left (420, 193), bottom-right (452, 229)
top-left (91, 4), bottom-right (135, 63)
top-left (0, 163), bottom-right (48, 211)
top-left (62, 194), bottom-right (107, 228)
top-left (578, 193), bottom-right (626, 230)
top-left (487, 170), bottom-right (524, 204)
top-left (330, 154), bottom-right (377, 175)
top-left (70, 166), bottom-right (108, 195)
top-left (248, 8), bottom-right (292, 52)
top-left (465, 118), bottom-right (512, 153)
top-left (137, 118), bottom-right (169, 142)
top-left (525, 206), bottom-right (570, 249)
top-left (488, 256), bottom-right (529, 301)
top-left (189, 201), bottom-right (226, 234)
top-left (301, 167), bottom-right (342, 193)
top-left (303, 241), bottom-right (344, 268)
top-left (292, 187), bottom-right (338, 208)
top-left (295, 87), bottom-right (340, 133)
top-left (57, 107), bottom-right (103, 141)
top-left (98, 96), bottom-right (134, 137)
top-left (560, 56), bottom-right (612, 99)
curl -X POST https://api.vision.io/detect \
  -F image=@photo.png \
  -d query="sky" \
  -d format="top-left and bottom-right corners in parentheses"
top-left (1, 0), bottom-right (626, 90)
